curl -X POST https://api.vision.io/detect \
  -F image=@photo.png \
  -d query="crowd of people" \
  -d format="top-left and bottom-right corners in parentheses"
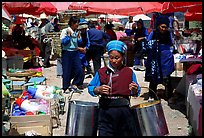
top-left (58, 14), bottom-right (176, 136)
top-left (9, 12), bottom-right (178, 102)
top-left (7, 13), bottom-right (183, 136)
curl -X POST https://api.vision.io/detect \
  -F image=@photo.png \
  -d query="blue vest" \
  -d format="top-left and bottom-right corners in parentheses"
top-left (62, 32), bottom-right (80, 51)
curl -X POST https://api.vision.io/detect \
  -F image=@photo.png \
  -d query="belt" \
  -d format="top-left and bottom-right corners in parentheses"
top-left (101, 95), bottom-right (128, 99)
top-left (99, 96), bottom-right (130, 107)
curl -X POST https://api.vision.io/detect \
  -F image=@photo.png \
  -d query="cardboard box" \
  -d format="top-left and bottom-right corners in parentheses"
top-left (9, 99), bottom-right (53, 136)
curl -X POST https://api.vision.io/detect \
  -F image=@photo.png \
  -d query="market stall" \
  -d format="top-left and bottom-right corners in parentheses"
top-left (186, 74), bottom-right (202, 136)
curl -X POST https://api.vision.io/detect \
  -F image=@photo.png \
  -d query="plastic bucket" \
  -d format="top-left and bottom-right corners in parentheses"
top-left (65, 100), bottom-right (99, 136)
top-left (131, 100), bottom-right (169, 136)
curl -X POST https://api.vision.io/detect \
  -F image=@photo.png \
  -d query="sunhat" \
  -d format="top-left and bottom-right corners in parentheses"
top-left (40, 13), bottom-right (48, 19)
top-left (78, 18), bottom-right (88, 29)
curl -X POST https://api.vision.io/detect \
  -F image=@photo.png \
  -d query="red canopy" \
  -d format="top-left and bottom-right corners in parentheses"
top-left (69, 2), bottom-right (162, 16)
top-left (161, 2), bottom-right (202, 14)
top-left (185, 12), bottom-right (202, 21)
top-left (33, 2), bottom-right (57, 16)
top-left (2, 5), bottom-right (11, 21)
top-left (50, 2), bottom-right (72, 12)
top-left (2, 2), bottom-right (40, 15)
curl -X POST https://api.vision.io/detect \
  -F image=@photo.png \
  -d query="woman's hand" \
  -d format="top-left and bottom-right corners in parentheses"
top-left (137, 37), bottom-right (145, 41)
top-left (77, 31), bottom-right (81, 39)
top-left (129, 81), bottom-right (138, 95)
top-left (67, 28), bottom-right (72, 36)
top-left (94, 85), bottom-right (111, 95)
top-left (78, 47), bottom-right (86, 53)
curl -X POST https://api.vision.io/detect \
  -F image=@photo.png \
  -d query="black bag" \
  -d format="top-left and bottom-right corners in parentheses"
top-left (134, 39), bottom-right (148, 58)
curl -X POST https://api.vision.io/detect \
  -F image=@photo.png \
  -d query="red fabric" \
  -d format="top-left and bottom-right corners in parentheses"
top-left (106, 30), bottom-right (117, 41)
top-left (3, 2), bottom-right (57, 16)
top-left (15, 16), bottom-right (27, 24)
top-left (15, 98), bottom-right (24, 107)
top-left (22, 91), bottom-right (32, 99)
top-left (161, 2), bottom-right (202, 14)
top-left (14, 17), bottom-right (24, 25)
top-left (185, 12), bottom-right (202, 21)
top-left (50, 2), bottom-right (72, 12)
top-left (2, 5), bottom-right (11, 20)
top-left (34, 47), bottom-right (40, 56)
top-left (69, 2), bottom-right (162, 16)
top-left (2, 47), bottom-right (35, 57)
top-left (98, 67), bottom-right (133, 96)
top-left (26, 111), bottom-right (34, 115)
top-left (2, 2), bottom-right (40, 15)
top-left (95, 25), bottom-right (101, 30)
top-left (33, 2), bottom-right (57, 16)
top-left (186, 63), bottom-right (202, 75)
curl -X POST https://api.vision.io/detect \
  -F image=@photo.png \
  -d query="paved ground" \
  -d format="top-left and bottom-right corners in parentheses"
top-left (42, 60), bottom-right (190, 136)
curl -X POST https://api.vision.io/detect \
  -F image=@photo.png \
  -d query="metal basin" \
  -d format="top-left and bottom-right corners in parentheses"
top-left (65, 100), bottom-right (99, 136)
top-left (131, 100), bottom-right (169, 136)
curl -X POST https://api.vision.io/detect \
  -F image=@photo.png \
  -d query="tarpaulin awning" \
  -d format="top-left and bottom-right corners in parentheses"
top-left (68, 2), bottom-right (162, 16)
top-left (161, 2), bottom-right (202, 14)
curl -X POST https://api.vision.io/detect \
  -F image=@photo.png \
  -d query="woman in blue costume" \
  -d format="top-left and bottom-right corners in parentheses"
top-left (88, 40), bottom-right (141, 136)
top-left (145, 15), bottom-right (174, 101)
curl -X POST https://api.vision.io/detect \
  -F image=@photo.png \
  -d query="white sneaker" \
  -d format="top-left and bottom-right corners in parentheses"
top-left (148, 97), bottom-right (154, 102)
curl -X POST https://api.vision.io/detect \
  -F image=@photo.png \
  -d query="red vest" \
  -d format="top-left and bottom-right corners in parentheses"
top-left (98, 66), bottom-right (132, 96)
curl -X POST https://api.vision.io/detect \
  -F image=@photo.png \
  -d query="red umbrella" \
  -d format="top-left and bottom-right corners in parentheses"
top-left (2, 2), bottom-right (40, 15)
top-left (50, 2), bottom-right (72, 12)
top-left (2, 5), bottom-right (11, 21)
top-left (69, 2), bottom-right (162, 16)
top-left (161, 2), bottom-right (202, 14)
top-left (33, 2), bottom-right (57, 16)
top-left (184, 12), bottom-right (202, 21)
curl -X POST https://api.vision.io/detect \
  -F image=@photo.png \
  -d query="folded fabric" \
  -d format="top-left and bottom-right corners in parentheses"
top-left (187, 63), bottom-right (202, 75)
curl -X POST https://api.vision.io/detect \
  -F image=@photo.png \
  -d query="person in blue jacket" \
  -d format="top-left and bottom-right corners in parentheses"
top-left (88, 40), bottom-right (141, 136)
top-left (60, 16), bottom-right (84, 93)
top-left (133, 19), bottom-right (149, 67)
top-left (77, 18), bottom-right (92, 86)
top-left (145, 15), bottom-right (174, 101)
top-left (86, 22), bottom-right (110, 75)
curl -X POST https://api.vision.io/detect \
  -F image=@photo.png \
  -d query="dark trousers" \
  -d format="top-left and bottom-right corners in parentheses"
top-left (86, 46), bottom-right (104, 75)
top-left (98, 107), bottom-right (138, 136)
top-left (56, 58), bottom-right (63, 76)
top-left (149, 75), bottom-right (173, 100)
top-left (40, 40), bottom-right (51, 67)
top-left (62, 50), bottom-right (84, 91)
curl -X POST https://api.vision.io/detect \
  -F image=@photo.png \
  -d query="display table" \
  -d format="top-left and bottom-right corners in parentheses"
top-left (176, 56), bottom-right (202, 96)
top-left (180, 57), bottom-right (202, 74)
top-left (6, 70), bottom-right (36, 80)
top-left (186, 77), bottom-right (202, 136)
top-left (176, 74), bottom-right (197, 97)
top-left (6, 70), bottom-right (36, 91)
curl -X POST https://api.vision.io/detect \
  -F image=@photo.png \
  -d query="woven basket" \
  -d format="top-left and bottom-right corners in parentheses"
top-left (58, 10), bottom-right (86, 23)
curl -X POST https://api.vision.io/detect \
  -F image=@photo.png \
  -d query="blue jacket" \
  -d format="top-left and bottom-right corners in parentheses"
top-left (88, 28), bottom-right (110, 47)
top-left (60, 27), bottom-right (82, 51)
